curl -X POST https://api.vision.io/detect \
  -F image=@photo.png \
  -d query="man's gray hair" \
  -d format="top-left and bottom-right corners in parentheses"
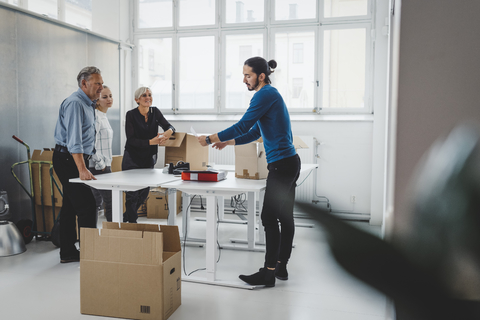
top-left (77, 66), bottom-right (101, 88)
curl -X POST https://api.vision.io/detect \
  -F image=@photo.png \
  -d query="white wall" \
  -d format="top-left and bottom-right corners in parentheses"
top-left (167, 119), bottom-right (374, 216)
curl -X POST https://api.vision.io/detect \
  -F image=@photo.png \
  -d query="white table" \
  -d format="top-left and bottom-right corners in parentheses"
top-left (70, 169), bottom-right (181, 223)
top-left (161, 171), bottom-right (266, 289)
top-left (160, 163), bottom-right (318, 289)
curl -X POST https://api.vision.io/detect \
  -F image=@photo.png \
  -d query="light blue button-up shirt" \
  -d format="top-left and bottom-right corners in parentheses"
top-left (54, 88), bottom-right (96, 155)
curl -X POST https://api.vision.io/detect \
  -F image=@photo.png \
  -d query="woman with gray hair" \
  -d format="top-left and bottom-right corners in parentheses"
top-left (121, 87), bottom-right (175, 223)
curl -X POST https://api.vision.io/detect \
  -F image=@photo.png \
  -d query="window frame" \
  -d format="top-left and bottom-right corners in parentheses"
top-left (221, 0), bottom-right (266, 28)
top-left (134, 33), bottom-right (175, 112)
top-left (132, 0), bottom-right (375, 115)
top-left (220, 28), bottom-right (268, 114)
top-left (134, 0), bottom-right (175, 32)
top-left (269, 25), bottom-right (319, 114)
top-left (270, 0), bottom-right (318, 26)
top-left (174, 30), bottom-right (219, 114)
top-left (318, 22), bottom-right (373, 114)
top-left (320, 0), bottom-right (373, 22)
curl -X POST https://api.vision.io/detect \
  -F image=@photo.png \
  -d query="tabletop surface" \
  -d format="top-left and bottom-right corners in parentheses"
top-left (160, 171), bottom-right (267, 192)
top-left (160, 164), bottom-right (318, 192)
top-left (70, 164), bottom-right (318, 190)
top-left (70, 168), bottom-right (180, 188)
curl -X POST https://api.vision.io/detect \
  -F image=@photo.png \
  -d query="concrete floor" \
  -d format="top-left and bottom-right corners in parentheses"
top-left (0, 209), bottom-right (390, 320)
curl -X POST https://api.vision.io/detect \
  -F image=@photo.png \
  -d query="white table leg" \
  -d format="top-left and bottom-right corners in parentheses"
top-left (205, 194), bottom-right (218, 281)
top-left (182, 193), bottom-right (191, 236)
top-left (217, 196), bottom-right (224, 221)
top-left (247, 191), bottom-right (256, 250)
top-left (111, 190), bottom-right (122, 223)
top-left (167, 188), bottom-right (177, 226)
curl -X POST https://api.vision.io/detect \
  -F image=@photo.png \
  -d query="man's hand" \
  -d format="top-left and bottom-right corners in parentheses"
top-left (72, 153), bottom-right (97, 181)
top-left (197, 135), bottom-right (208, 147)
top-left (79, 167), bottom-right (96, 180)
top-left (212, 141), bottom-right (229, 150)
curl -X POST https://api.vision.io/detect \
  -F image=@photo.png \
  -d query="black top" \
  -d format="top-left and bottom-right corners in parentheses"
top-left (124, 107), bottom-right (175, 166)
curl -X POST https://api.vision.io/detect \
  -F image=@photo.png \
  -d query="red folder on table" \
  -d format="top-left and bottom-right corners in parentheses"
top-left (181, 170), bottom-right (227, 182)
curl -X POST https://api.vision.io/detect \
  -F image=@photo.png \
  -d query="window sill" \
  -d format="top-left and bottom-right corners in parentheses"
top-left (166, 113), bottom-right (374, 122)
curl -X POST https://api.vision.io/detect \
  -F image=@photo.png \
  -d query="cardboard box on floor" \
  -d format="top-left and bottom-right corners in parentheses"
top-left (235, 136), bottom-right (309, 180)
top-left (80, 222), bottom-right (182, 320)
top-left (31, 149), bottom-right (62, 232)
top-left (147, 188), bottom-right (182, 220)
top-left (163, 132), bottom-right (208, 170)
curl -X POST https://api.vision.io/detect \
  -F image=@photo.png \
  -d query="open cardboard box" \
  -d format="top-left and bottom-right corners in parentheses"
top-left (163, 132), bottom-right (208, 171)
top-left (235, 136), bottom-right (308, 180)
top-left (147, 188), bottom-right (182, 220)
top-left (80, 222), bottom-right (181, 320)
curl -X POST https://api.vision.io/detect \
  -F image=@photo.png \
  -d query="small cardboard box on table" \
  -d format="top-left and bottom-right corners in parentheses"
top-left (31, 149), bottom-right (62, 232)
top-left (163, 132), bottom-right (208, 170)
top-left (80, 222), bottom-right (182, 320)
top-left (147, 187), bottom-right (182, 220)
top-left (235, 136), bottom-right (309, 180)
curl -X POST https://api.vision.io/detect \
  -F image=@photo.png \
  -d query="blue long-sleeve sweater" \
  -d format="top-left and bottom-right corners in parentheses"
top-left (217, 84), bottom-right (296, 164)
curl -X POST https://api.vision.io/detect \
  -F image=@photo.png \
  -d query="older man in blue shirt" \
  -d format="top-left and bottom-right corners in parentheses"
top-left (53, 66), bottom-right (103, 263)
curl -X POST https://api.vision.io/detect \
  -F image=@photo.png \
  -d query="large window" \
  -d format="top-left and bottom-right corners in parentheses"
top-left (134, 0), bottom-right (373, 114)
top-left (138, 38), bottom-right (173, 111)
top-left (2, 0), bottom-right (93, 30)
top-left (178, 36), bottom-right (215, 110)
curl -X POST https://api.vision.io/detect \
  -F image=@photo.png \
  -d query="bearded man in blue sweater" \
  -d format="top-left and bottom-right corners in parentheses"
top-left (198, 56), bottom-right (301, 287)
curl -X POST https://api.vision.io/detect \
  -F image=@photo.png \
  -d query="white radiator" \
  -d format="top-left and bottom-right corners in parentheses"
top-left (208, 136), bottom-right (317, 203)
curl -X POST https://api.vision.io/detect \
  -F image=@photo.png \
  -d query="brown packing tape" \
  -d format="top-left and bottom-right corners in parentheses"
top-left (235, 170), bottom-right (261, 180)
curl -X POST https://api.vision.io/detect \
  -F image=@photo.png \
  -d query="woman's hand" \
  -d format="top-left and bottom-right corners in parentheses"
top-left (158, 129), bottom-right (173, 145)
top-left (149, 133), bottom-right (164, 145)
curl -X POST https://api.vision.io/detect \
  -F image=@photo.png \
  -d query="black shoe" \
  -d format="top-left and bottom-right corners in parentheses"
top-left (60, 250), bottom-right (80, 263)
top-left (275, 261), bottom-right (288, 280)
top-left (239, 267), bottom-right (276, 287)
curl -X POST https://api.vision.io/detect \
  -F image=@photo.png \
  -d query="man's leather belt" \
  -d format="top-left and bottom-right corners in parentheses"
top-left (55, 144), bottom-right (92, 161)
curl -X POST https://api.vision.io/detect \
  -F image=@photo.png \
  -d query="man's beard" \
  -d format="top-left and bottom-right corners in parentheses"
top-left (247, 78), bottom-right (260, 91)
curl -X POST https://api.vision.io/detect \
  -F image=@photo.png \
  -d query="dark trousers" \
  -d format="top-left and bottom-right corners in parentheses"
top-left (52, 151), bottom-right (97, 258)
top-left (121, 149), bottom-right (154, 223)
top-left (262, 154), bottom-right (301, 268)
top-left (90, 166), bottom-right (112, 222)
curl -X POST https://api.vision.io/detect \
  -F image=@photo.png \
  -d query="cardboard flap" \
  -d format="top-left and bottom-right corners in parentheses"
top-left (31, 149), bottom-right (55, 161)
top-left (159, 225), bottom-right (181, 252)
top-left (162, 132), bottom-right (186, 148)
top-left (293, 136), bottom-right (309, 149)
top-left (103, 221), bottom-right (165, 233)
top-left (82, 226), bottom-right (163, 265)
